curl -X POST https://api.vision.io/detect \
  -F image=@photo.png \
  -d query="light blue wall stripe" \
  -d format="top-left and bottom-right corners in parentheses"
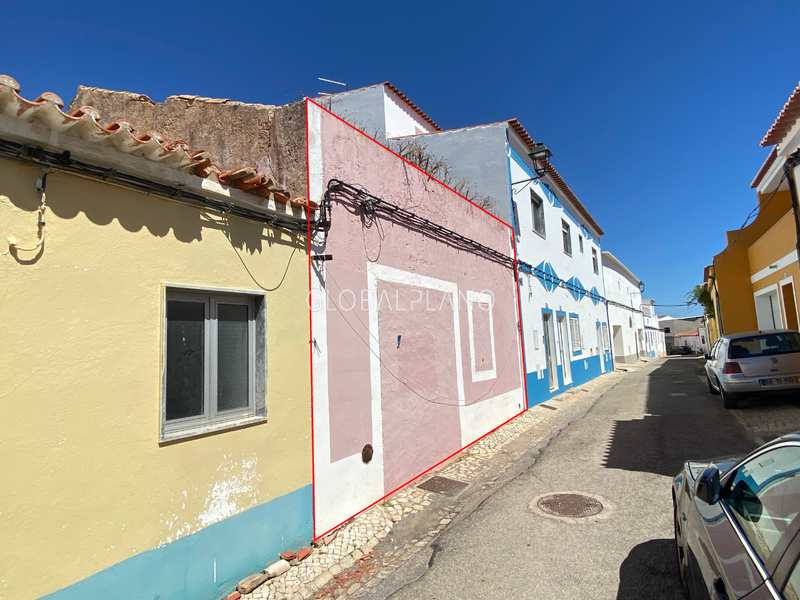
top-left (42, 484), bottom-right (313, 600)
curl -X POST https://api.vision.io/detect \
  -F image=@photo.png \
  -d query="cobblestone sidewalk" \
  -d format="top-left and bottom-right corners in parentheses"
top-left (236, 364), bottom-right (644, 600)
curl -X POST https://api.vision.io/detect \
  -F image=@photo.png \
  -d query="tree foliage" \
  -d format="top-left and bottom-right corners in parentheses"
top-left (686, 285), bottom-right (715, 318)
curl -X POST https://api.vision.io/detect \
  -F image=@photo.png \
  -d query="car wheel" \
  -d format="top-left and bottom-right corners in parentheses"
top-left (720, 384), bottom-right (738, 409)
top-left (674, 501), bottom-right (690, 598)
top-left (707, 374), bottom-right (719, 395)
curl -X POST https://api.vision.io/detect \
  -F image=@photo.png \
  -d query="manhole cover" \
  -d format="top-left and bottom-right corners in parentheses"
top-left (536, 493), bottom-right (603, 518)
top-left (417, 476), bottom-right (469, 496)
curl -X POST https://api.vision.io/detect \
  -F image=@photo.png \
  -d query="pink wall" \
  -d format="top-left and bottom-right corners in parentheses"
top-left (316, 104), bottom-right (522, 496)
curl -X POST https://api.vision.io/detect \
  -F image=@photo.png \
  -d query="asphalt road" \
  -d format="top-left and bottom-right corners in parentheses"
top-left (384, 357), bottom-right (758, 600)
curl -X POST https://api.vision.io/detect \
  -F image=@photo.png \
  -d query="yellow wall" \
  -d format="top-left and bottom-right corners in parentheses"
top-left (747, 210), bottom-right (797, 273)
top-left (0, 158), bottom-right (311, 600)
top-left (713, 190), bottom-right (795, 334)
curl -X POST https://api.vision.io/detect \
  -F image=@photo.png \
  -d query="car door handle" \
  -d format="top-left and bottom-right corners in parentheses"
top-left (713, 578), bottom-right (730, 600)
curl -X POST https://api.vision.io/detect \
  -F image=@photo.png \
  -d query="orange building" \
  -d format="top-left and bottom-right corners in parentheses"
top-left (712, 80), bottom-right (800, 334)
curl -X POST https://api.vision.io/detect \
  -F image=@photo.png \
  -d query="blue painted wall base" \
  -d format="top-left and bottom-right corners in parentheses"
top-left (42, 484), bottom-right (313, 600)
top-left (525, 353), bottom-right (612, 408)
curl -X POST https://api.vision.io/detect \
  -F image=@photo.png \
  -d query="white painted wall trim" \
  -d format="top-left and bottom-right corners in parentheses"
top-left (779, 275), bottom-right (798, 328)
top-left (309, 103), bottom-right (384, 536)
top-left (366, 262), bottom-right (466, 407)
top-left (466, 290), bottom-right (497, 382)
top-left (458, 388), bottom-right (523, 449)
top-left (750, 250), bottom-right (798, 284)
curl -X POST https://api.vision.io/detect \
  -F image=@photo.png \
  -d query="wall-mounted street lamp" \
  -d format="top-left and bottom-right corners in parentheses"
top-left (511, 142), bottom-right (553, 186)
top-left (638, 281), bottom-right (646, 293)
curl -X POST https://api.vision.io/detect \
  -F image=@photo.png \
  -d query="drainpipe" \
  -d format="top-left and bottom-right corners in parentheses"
top-left (784, 150), bottom-right (800, 265)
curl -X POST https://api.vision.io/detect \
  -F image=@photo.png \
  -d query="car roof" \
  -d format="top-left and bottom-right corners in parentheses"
top-left (720, 329), bottom-right (799, 341)
top-left (766, 430), bottom-right (800, 446)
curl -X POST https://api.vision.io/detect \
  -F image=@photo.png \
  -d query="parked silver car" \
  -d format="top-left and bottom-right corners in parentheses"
top-left (705, 330), bottom-right (800, 409)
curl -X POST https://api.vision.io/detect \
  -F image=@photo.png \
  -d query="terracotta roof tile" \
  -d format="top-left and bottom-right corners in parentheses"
top-left (0, 75), bottom-right (316, 212)
top-left (673, 329), bottom-right (699, 338)
top-left (750, 146), bottom-right (777, 189)
top-left (762, 80), bottom-right (800, 147)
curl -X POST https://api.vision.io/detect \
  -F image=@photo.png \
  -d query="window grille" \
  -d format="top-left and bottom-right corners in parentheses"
top-left (570, 316), bottom-right (581, 351)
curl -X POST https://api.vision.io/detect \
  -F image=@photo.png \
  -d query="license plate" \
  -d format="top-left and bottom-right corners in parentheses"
top-left (760, 377), bottom-right (800, 387)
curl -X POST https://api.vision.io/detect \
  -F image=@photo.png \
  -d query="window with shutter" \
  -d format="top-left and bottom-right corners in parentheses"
top-left (569, 316), bottom-right (581, 352)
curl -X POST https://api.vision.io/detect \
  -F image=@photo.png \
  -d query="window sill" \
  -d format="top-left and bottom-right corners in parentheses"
top-left (161, 414), bottom-right (267, 443)
top-left (532, 229), bottom-right (546, 241)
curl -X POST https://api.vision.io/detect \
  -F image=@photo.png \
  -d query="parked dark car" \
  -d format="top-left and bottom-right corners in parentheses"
top-left (672, 432), bottom-right (800, 599)
top-left (671, 346), bottom-right (695, 355)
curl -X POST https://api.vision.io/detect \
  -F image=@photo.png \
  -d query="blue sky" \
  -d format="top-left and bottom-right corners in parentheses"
top-left (3, 0), bottom-right (799, 317)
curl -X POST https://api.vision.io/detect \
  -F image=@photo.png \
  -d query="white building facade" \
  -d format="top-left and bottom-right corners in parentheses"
top-left (641, 300), bottom-right (666, 358)
top-left (321, 85), bottom-right (615, 407)
top-left (397, 120), bottom-right (612, 406)
top-left (603, 251), bottom-right (649, 364)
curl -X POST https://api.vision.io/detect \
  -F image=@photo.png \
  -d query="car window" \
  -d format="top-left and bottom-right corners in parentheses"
top-left (711, 340), bottom-right (721, 360)
top-left (728, 333), bottom-right (800, 359)
top-left (722, 445), bottom-right (800, 564)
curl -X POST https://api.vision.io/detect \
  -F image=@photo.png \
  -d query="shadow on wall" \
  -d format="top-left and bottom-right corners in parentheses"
top-left (602, 359), bottom-right (755, 477)
top-left (1, 163), bottom-right (305, 261)
top-left (616, 538), bottom-right (683, 600)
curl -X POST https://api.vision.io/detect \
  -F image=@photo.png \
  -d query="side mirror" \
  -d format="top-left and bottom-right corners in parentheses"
top-left (694, 466), bottom-right (721, 505)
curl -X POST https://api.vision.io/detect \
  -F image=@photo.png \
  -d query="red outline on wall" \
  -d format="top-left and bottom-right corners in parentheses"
top-left (305, 97), bottom-right (528, 540)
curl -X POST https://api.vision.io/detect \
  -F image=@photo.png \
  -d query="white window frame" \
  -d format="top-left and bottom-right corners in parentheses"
top-left (592, 248), bottom-right (599, 275)
top-left (530, 189), bottom-right (546, 238)
top-left (562, 220), bottom-right (572, 256)
top-left (578, 235), bottom-right (584, 253)
top-left (754, 284), bottom-right (782, 330)
top-left (569, 315), bottom-right (582, 354)
top-left (161, 285), bottom-right (267, 442)
top-left (466, 290), bottom-right (497, 382)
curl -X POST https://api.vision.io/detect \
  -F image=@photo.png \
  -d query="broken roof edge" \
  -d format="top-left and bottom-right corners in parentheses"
top-left (69, 84), bottom-right (278, 114)
top-left (0, 75), bottom-right (316, 217)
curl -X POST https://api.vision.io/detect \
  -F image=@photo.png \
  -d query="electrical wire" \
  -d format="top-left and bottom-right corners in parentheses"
top-left (722, 169), bottom-right (789, 252)
top-left (3, 169), bottom-right (50, 255)
top-left (0, 137), bottom-right (315, 237)
top-left (325, 179), bottom-right (515, 270)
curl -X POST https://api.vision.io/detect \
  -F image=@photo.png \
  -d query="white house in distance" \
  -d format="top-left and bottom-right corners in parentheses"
top-left (642, 300), bottom-right (667, 358)
top-left (602, 251), bottom-right (665, 363)
top-left (319, 83), bottom-right (615, 406)
top-left (672, 327), bottom-right (709, 354)
top-left (658, 316), bottom-right (706, 352)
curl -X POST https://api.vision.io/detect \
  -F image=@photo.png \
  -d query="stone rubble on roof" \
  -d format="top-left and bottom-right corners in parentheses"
top-left (0, 75), bottom-right (316, 213)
